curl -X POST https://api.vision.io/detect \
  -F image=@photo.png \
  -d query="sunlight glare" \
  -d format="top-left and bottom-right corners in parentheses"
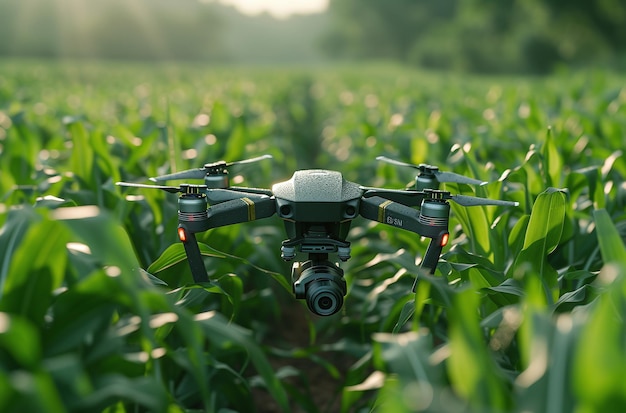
top-left (218, 0), bottom-right (329, 19)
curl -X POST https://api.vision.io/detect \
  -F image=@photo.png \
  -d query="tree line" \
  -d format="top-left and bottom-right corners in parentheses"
top-left (0, 0), bottom-right (225, 61)
top-left (321, 0), bottom-right (626, 73)
top-left (1, 0), bottom-right (624, 73)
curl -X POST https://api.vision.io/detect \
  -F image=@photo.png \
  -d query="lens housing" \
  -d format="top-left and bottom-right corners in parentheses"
top-left (292, 260), bottom-right (347, 316)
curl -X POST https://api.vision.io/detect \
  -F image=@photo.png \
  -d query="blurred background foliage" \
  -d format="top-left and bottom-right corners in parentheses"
top-left (1, 0), bottom-right (625, 73)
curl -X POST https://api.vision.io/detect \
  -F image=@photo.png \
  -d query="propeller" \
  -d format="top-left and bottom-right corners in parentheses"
top-left (361, 187), bottom-right (519, 208)
top-left (150, 154), bottom-right (273, 182)
top-left (116, 182), bottom-right (207, 194)
top-left (376, 156), bottom-right (487, 186)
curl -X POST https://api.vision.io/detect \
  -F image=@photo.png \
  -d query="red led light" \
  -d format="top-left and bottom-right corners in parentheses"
top-left (440, 233), bottom-right (449, 247)
top-left (178, 227), bottom-right (187, 242)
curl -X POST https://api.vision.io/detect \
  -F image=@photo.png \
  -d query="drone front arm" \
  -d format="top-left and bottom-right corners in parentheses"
top-left (179, 194), bottom-right (276, 234)
top-left (206, 194), bottom-right (276, 228)
top-left (177, 194), bottom-right (276, 283)
top-left (206, 188), bottom-right (274, 204)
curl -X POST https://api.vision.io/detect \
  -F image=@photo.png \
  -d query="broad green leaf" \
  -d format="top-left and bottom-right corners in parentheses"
top-left (448, 184), bottom-right (492, 259)
top-left (392, 299), bottom-right (415, 333)
top-left (593, 209), bottom-right (626, 265)
top-left (447, 288), bottom-right (511, 411)
top-left (372, 331), bottom-right (436, 388)
top-left (573, 264), bottom-right (626, 412)
top-left (411, 274), bottom-right (431, 331)
top-left (148, 243), bottom-right (226, 274)
top-left (199, 242), bottom-right (292, 292)
top-left (521, 188), bottom-right (566, 252)
top-left (515, 312), bottom-right (578, 413)
top-left (0, 312), bottom-right (41, 369)
top-left (370, 376), bottom-right (409, 413)
top-left (74, 374), bottom-right (168, 413)
top-left (508, 214), bottom-right (530, 256)
top-left (554, 285), bottom-right (588, 311)
top-left (567, 166), bottom-right (600, 207)
top-left (65, 119), bottom-right (94, 188)
top-left (148, 242), bottom-right (291, 292)
top-left (0, 370), bottom-right (66, 413)
top-left (44, 353), bottom-right (93, 408)
top-left (593, 171), bottom-right (606, 210)
top-left (215, 273), bottom-right (243, 319)
top-left (541, 127), bottom-right (563, 188)
top-left (44, 271), bottom-right (120, 356)
top-left (467, 267), bottom-right (494, 290)
top-left (517, 274), bottom-right (550, 370)
top-left (513, 188), bottom-right (566, 302)
top-left (140, 268), bottom-right (169, 286)
top-left (224, 118), bottom-right (248, 165)
top-left (52, 206), bottom-right (141, 277)
top-left (483, 278), bottom-right (525, 297)
top-left (161, 310), bottom-right (213, 407)
top-left (194, 310), bottom-right (291, 412)
top-left (210, 101), bottom-right (231, 132)
top-left (0, 207), bottom-right (39, 299)
top-left (1, 219), bottom-right (69, 326)
top-left (444, 245), bottom-right (498, 271)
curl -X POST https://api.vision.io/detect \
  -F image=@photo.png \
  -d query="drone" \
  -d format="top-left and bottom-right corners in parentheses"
top-left (117, 155), bottom-right (518, 316)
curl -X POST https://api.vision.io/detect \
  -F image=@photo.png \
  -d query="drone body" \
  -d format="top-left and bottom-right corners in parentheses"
top-left (117, 156), bottom-right (517, 316)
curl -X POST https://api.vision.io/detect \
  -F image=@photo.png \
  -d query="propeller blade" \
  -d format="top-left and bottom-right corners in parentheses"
top-left (151, 154), bottom-right (273, 182)
top-left (376, 156), bottom-right (419, 169)
top-left (449, 194), bottom-right (519, 207)
top-left (435, 171), bottom-right (487, 186)
top-left (227, 154), bottom-right (273, 167)
top-left (116, 182), bottom-right (181, 193)
top-left (359, 186), bottom-right (400, 192)
top-left (150, 168), bottom-right (206, 182)
top-left (377, 156), bottom-right (487, 185)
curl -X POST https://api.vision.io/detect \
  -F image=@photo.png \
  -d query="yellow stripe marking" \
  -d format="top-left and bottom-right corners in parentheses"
top-left (378, 200), bottom-right (393, 223)
top-left (241, 197), bottom-right (255, 221)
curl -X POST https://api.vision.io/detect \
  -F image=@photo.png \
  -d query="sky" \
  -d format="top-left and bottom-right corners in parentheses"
top-left (218, 0), bottom-right (329, 19)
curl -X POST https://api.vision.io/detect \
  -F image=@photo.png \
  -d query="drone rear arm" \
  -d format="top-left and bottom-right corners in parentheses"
top-left (361, 188), bottom-right (426, 208)
top-left (359, 196), bottom-right (447, 239)
top-left (360, 196), bottom-right (449, 289)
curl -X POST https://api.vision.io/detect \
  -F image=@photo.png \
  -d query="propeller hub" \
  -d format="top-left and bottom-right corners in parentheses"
top-left (423, 189), bottom-right (450, 201)
top-left (418, 164), bottom-right (439, 174)
top-left (180, 184), bottom-right (208, 195)
top-left (203, 161), bottom-right (229, 174)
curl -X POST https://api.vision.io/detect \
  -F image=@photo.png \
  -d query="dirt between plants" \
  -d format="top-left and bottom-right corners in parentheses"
top-left (252, 301), bottom-right (357, 413)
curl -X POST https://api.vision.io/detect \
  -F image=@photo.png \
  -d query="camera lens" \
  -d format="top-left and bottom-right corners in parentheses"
top-left (319, 296), bottom-right (333, 310)
top-left (306, 279), bottom-right (344, 316)
top-left (291, 260), bottom-right (347, 316)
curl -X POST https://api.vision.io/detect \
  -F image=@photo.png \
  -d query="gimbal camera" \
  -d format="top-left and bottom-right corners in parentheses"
top-left (117, 155), bottom-right (518, 316)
